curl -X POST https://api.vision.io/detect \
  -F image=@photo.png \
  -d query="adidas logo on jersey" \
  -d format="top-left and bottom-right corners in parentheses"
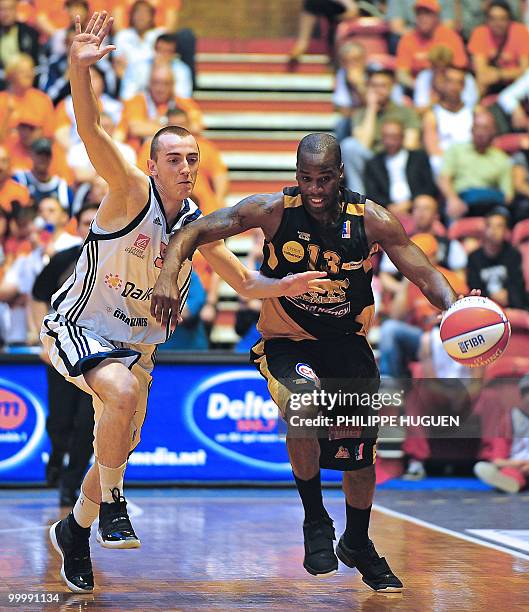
top-left (153, 217), bottom-right (162, 226)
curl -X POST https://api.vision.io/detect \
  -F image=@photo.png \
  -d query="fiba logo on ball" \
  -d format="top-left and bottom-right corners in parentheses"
top-left (0, 379), bottom-right (46, 472)
top-left (440, 296), bottom-right (511, 367)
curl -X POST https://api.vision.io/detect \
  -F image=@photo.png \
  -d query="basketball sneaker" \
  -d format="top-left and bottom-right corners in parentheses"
top-left (473, 461), bottom-right (521, 494)
top-left (97, 487), bottom-right (141, 549)
top-left (336, 537), bottom-right (403, 592)
top-left (302, 517), bottom-right (338, 577)
top-left (49, 514), bottom-right (94, 593)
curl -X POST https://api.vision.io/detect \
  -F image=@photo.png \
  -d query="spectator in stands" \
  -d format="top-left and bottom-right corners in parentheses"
top-left (287, 0), bottom-right (359, 67)
top-left (439, 110), bottom-right (513, 220)
top-left (119, 62), bottom-right (202, 148)
top-left (39, 26), bottom-right (76, 106)
top-left (378, 233), bottom-right (468, 378)
top-left (379, 194), bottom-right (467, 294)
top-left (0, 145), bottom-right (30, 214)
top-left (4, 115), bottom-right (44, 173)
top-left (467, 207), bottom-right (527, 308)
top-left (474, 373), bottom-right (529, 494)
top-left (413, 45), bottom-right (478, 112)
top-left (0, 54), bottom-right (55, 140)
top-left (364, 119), bottom-right (437, 216)
top-left (386, 0), bottom-right (455, 54)
top-left (54, 66), bottom-right (122, 152)
top-left (493, 68), bottom-right (529, 134)
top-left (49, 0), bottom-right (89, 55)
top-left (0, 0), bottom-right (40, 89)
top-left (32, 203), bottom-right (98, 505)
top-left (71, 175), bottom-right (108, 217)
top-left (453, 0), bottom-right (521, 42)
top-left (422, 65), bottom-right (475, 176)
top-left (511, 140), bottom-right (529, 224)
top-left (395, 0), bottom-right (467, 92)
top-left (113, 0), bottom-right (165, 78)
top-left (13, 139), bottom-right (73, 213)
top-left (68, 113), bottom-right (137, 185)
top-left (468, 0), bottom-right (529, 96)
top-left (120, 32), bottom-right (192, 100)
top-left (339, 67), bottom-right (420, 192)
top-left (37, 197), bottom-right (81, 256)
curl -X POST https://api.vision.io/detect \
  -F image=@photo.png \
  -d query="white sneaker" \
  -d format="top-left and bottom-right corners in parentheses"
top-left (402, 459), bottom-right (426, 480)
top-left (473, 461), bottom-right (521, 494)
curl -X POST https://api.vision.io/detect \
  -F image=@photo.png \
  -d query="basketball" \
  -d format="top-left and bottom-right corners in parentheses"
top-left (440, 296), bottom-right (511, 367)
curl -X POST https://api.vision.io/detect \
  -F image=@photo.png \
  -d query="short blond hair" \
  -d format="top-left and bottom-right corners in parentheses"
top-left (428, 45), bottom-right (454, 68)
top-left (5, 53), bottom-right (35, 79)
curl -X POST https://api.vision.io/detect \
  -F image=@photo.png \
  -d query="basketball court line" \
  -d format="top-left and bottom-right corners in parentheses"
top-left (374, 503), bottom-right (529, 561)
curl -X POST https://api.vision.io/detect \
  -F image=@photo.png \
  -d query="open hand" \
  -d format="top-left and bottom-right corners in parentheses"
top-left (280, 271), bottom-right (330, 297)
top-left (69, 11), bottom-right (116, 68)
top-left (150, 271), bottom-right (183, 331)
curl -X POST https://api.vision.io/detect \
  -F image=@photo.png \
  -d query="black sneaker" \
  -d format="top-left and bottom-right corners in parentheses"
top-left (303, 517), bottom-right (338, 577)
top-left (49, 514), bottom-right (94, 593)
top-left (336, 537), bottom-right (403, 592)
top-left (97, 488), bottom-right (140, 549)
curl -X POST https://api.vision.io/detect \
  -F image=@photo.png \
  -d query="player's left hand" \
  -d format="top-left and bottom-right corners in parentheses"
top-left (280, 271), bottom-right (330, 297)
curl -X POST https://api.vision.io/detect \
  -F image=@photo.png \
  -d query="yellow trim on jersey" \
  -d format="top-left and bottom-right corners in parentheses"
top-left (257, 297), bottom-right (317, 341)
top-left (266, 242), bottom-right (279, 270)
top-left (354, 304), bottom-right (375, 337)
top-left (346, 203), bottom-right (365, 216)
top-left (284, 194), bottom-right (303, 208)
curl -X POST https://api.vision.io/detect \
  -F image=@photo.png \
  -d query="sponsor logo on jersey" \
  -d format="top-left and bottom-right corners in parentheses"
top-left (300, 278), bottom-right (350, 304)
top-left (297, 231), bottom-right (311, 242)
top-left (125, 233), bottom-right (151, 259)
top-left (288, 297), bottom-right (351, 318)
top-left (153, 217), bottom-right (162, 226)
top-left (282, 240), bottom-right (305, 263)
top-left (104, 273), bottom-right (123, 290)
top-left (342, 220), bottom-right (351, 239)
top-left (113, 308), bottom-right (148, 327)
top-left (342, 259), bottom-right (365, 271)
top-left (335, 446), bottom-right (350, 459)
top-left (121, 281), bottom-right (153, 301)
top-left (295, 363), bottom-right (320, 385)
top-left (154, 241), bottom-right (167, 269)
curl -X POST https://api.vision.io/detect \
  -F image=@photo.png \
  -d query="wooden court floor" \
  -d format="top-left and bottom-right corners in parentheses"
top-left (0, 489), bottom-right (527, 611)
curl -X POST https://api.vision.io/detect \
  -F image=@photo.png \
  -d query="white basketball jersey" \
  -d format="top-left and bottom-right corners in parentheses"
top-left (51, 177), bottom-right (200, 344)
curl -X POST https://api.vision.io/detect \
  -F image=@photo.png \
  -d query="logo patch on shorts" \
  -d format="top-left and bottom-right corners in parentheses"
top-left (335, 446), bottom-right (350, 459)
top-left (295, 363), bottom-right (319, 384)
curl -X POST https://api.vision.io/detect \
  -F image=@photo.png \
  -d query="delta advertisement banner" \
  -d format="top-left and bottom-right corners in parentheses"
top-left (0, 361), bottom-right (344, 483)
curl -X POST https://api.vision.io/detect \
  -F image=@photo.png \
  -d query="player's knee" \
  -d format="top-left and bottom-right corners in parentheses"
top-left (106, 375), bottom-right (139, 418)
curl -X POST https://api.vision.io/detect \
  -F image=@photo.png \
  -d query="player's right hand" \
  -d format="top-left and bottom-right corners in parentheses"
top-left (151, 271), bottom-right (183, 331)
top-left (70, 12), bottom-right (116, 68)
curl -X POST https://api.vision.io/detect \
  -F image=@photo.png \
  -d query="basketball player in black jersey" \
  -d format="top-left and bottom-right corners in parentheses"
top-left (152, 133), bottom-right (462, 592)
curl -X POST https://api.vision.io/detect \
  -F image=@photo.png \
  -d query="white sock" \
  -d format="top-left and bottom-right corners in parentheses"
top-left (99, 462), bottom-right (127, 504)
top-left (72, 489), bottom-right (100, 528)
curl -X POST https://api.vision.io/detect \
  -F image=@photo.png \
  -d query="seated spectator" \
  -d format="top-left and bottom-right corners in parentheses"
top-left (113, 0), bottom-right (165, 79)
top-left (423, 65), bottom-right (474, 176)
top-left (339, 67), bottom-right (420, 192)
top-left (3, 115), bottom-right (44, 173)
top-left (67, 113), bottom-right (136, 184)
top-left (467, 207), bottom-right (527, 308)
top-left (511, 141), bottom-right (529, 224)
top-left (468, 1), bottom-right (529, 96)
top-left (379, 194), bottom-right (467, 294)
top-left (386, 0), bottom-right (455, 54)
top-left (0, 0), bottom-right (39, 89)
top-left (453, 0), bottom-right (520, 42)
top-left (38, 26), bottom-right (76, 106)
top-left (37, 196), bottom-right (81, 255)
top-left (71, 175), bottom-right (108, 216)
top-left (0, 54), bottom-right (55, 140)
top-left (494, 68), bottom-right (529, 134)
top-left (158, 270), bottom-right (209, 350)
top-left (48, 0), bottom-right (89, 55)
top-left (364, 119), bottom-right (437, 216)
top-left (474, 373), bottom-right (529, 494)
top-left (13, 139), bottom-right (73, 213)
top-left (378, 233), bottom-right (468, 378)
top-left (439, 110), bottom-right (513, 220)
top-left (0, 145), bottom-right (30, 214)
top-left (395, 0), bottom-right (467, 92)
top-left (111, 0), bottom-right (181, 31)
top-left (119, 62), bottom-right (202, 148)
top-left (54, 66), bottom-right (123, 152)
top-left (120, 32), bottom-right (192, 100)
top-left (413, 45), bottom-right (478, 112)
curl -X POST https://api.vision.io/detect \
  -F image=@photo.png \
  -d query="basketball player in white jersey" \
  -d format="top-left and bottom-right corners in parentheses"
top-left (44, 12), bottom-right (329, 593)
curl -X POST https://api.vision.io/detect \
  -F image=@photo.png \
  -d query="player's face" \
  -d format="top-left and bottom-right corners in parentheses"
top-left (484, 215), bottom-right (508, 245)
top-left (296, 155), bottom-right (342, 215)
top-left (150, 134), bottom-right (199, 200)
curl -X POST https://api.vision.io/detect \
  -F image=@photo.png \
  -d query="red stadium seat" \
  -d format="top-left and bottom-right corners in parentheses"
top-left (480, 94), bottom-right (498, 107)
top-left (483, 355), bottom-right (529, 382)
top-left (493, 133), bottom-right (524, 154)
top-left (511, 218), bottom-right (529, 246)
top-left (432, 219), bottom-right (447, 237)
top-left (448, 217), bottom-right (486, 242)
top-left (517, 242), bottom-right (529, 291)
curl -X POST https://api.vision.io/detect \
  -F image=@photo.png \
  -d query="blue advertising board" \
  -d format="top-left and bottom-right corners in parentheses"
top-left (0, 358), bottom-right (342, 483)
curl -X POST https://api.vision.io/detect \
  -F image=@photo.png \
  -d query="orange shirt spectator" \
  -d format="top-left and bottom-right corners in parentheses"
top-left (396, 24), bottom-right (467, 75)
top-left (110, 0), bottom-right (181, 30)
top-left (468, 23), bottom-right (529, 72)
top-left (0, 145), bottom-right (30, 213)
top-left (0, 89), bottom-right (55, 138)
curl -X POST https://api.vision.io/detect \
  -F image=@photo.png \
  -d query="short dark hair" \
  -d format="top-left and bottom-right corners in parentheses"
top-left (130, 0), bottom-right (155, 27)
top-left (155, 33), bottom-right (178, 51)
top-left (75, 202), bottom-right (99, 224)
top-left (150, 125), bottom-right (195, 161)
top-left (486, 205), bottom-right (510, 224)
top-left (297, 133), bottom-right (341, 167)
top-left (487, 1), bottom-right (513, 18)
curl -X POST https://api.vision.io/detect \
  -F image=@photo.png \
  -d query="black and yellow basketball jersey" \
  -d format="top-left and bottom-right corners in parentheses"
top-left (257, 186), bottom-right (377, 341)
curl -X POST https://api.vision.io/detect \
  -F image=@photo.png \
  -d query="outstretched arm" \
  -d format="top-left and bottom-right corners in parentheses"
top-left (69, 12), bottom-right (148, 220)
top-left (364, 202), bottom-right (457, 310)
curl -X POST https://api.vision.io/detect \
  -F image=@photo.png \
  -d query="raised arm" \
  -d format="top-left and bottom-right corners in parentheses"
top-left (69, 12), bottom-right (148, 224)
top-left (364, 201), bottom-right (457, 310)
